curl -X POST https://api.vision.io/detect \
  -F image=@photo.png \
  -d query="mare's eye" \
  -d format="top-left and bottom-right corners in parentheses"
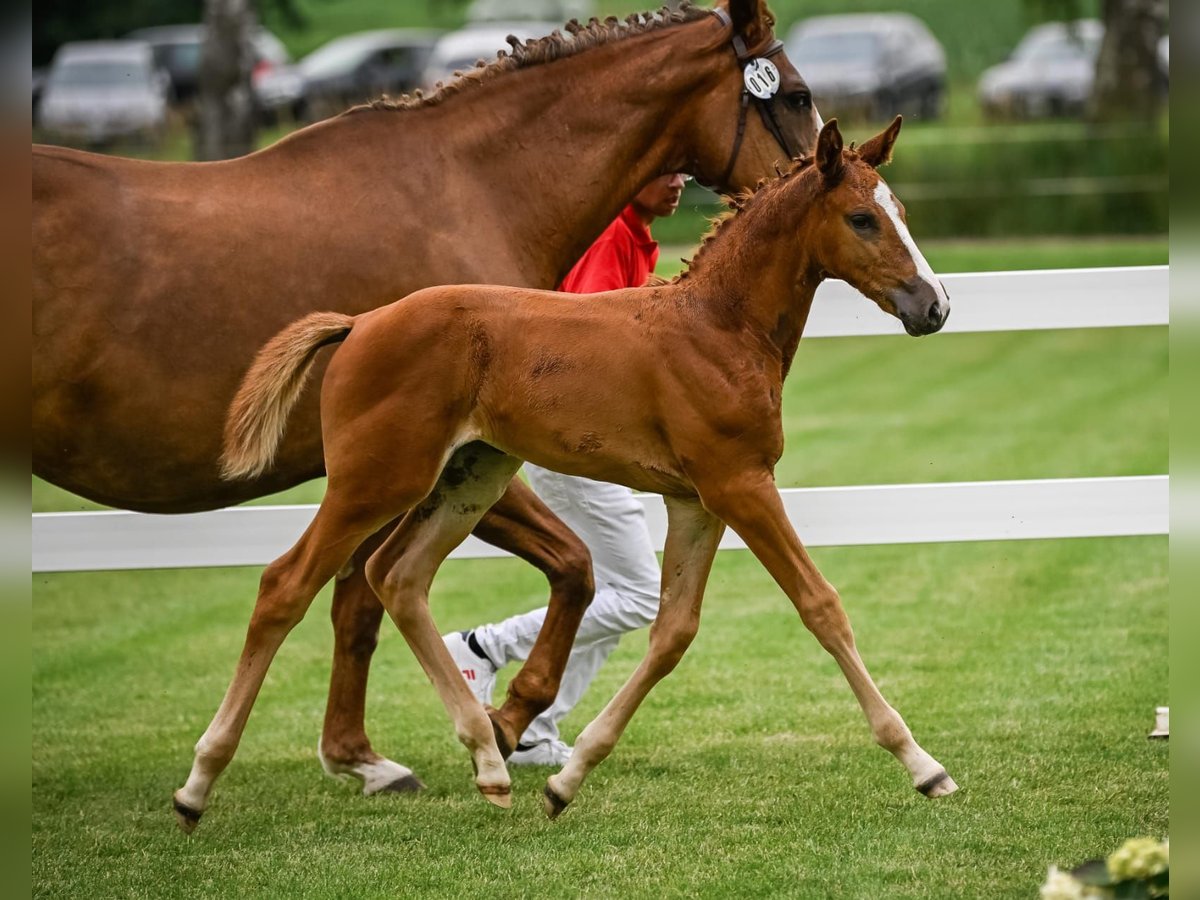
top-left (849, 213), bottom-right (876, 231)
top-left (784, 91), bottom-right (811, 110)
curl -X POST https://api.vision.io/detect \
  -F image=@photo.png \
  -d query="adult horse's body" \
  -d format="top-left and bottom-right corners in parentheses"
top-left (33, 1), bottom-right (820, 793)
top-left (181, 116), bottom-right (957, 828)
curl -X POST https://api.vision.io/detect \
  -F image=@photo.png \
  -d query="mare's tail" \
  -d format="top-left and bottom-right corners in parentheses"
top-left (221, 312), bottom-right (355, 481)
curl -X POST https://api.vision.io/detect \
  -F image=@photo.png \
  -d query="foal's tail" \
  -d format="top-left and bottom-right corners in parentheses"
top-left (221, 312), bottom-right (355, 481)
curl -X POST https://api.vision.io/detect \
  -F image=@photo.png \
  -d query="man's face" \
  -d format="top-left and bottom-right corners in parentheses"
top-left (633, 173), bottom-right (687, 219)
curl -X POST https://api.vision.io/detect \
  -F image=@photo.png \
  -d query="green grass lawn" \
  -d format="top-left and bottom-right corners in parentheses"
top-left (32, 536), bottom-right (1167, 898)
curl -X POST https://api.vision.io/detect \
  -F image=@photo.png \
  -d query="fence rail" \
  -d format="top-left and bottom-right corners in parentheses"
top-left (32, 266), bottom-right (1169, 574)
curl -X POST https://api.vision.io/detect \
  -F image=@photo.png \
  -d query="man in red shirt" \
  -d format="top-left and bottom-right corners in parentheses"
top-left (446, 173), bottom-right (687, 766)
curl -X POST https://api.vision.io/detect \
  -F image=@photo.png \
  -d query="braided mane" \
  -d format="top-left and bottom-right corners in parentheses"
top-left (343, 3), bottom-right (713, 116)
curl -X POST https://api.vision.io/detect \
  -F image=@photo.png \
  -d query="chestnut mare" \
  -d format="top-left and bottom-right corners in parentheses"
top-left (33, 1), bottom-right (821, 797)
top-left (179, 117), bottom-right (956, 828)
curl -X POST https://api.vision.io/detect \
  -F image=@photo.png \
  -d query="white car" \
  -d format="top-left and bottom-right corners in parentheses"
top-left (38, 41), bottom-right (170, 144)
top-left (421, 21), bottom-right (562, 91)
top-left (979, 20), bottom-right (1104, 119)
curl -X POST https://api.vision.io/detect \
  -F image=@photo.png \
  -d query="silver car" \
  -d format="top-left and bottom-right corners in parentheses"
top-left (978, 20), bottom-right (1104, 119)
top-left (784, 14), bottom-right (946, 121)
top-left (38, 41), bottom-right (170, 145)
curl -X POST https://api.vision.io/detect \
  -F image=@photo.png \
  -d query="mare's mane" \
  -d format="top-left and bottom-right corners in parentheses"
top-left (344, 3), bottom-right (716, 116)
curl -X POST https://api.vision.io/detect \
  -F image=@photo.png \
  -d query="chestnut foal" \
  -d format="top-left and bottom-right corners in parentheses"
top-left (183, 117), bottom-right (955, 827)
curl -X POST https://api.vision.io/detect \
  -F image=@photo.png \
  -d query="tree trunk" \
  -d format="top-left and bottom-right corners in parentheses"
top-left (1089, 0), bottom-right (1167, 121)
top-left (194, 0), bottom-right (257, 161)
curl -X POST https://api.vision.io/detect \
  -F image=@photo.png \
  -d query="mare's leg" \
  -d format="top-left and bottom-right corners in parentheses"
top-left (702, 471), bottom-right (956, 798)
top-left (363, 444), bottom-right (525, 807)
top-left (173, 499), bottom-right (395, 832)
top-left (318, 479), bottom-right (593, 790)
top-left (544, 497), bottom-right (725, 818)
top-left (318, 524), bottom-right (425, 795)
top-left (470, 476), bottom-right (595, 753)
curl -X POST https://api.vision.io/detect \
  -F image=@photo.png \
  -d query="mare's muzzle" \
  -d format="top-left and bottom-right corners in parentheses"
top-left (892, 278), bottom-right (950, 337)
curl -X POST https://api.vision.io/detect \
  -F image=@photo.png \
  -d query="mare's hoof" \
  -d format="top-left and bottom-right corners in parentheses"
top-left (477, 784), bottom-right (512, 809)
top-left (915, 770), bottom-right (958, 798)
top-left (542, 784), bottom-right (570, 819)
top-left (172, 795), bottom-right (203, 834)
top-left (381, 774), bottom-right (426, 794)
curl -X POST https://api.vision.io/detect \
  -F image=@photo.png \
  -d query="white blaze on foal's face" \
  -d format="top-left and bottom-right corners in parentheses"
top-left (872, 178), bottom-right (949, 306)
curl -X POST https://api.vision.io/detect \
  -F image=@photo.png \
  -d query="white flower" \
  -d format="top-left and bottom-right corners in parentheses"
top-left (1041, 866), bottom-right (1086, 900)
top-left (1107, 836), bottom-right (1169, 881)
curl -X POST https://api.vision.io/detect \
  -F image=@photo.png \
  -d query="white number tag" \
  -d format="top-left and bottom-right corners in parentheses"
top-left (743, 58), bottom-right (780, 100)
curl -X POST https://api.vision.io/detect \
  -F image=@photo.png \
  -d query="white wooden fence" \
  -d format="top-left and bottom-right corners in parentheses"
top-left (32, 266), bottom-right (1169, 573)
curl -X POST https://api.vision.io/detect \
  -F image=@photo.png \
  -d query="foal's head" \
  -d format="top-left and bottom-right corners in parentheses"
top-left (807, 117), bottom-right (950, 336)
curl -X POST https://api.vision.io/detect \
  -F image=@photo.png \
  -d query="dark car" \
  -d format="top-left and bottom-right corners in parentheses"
top-left (255, 29), bottom-right (440, 121)
top-left (784, 13), bottom-right (947, 121)
top-left (125, 23), bottom-right (291, 105)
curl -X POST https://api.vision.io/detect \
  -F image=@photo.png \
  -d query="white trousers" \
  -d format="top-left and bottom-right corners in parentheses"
top-left (473, 464), bottom-right (661, 744)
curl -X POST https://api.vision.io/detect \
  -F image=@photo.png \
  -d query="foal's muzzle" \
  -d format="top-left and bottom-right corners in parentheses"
top-left (893, 279), bottom-right (950, 337)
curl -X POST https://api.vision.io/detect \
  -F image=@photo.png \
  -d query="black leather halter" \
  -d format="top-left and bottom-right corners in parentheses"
top-left (709, 7), bottom-right (797, 188)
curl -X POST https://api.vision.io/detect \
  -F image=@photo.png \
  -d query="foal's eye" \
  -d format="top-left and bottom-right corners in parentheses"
top-left (849, 213), bottom-right (876, 231)
top-left (784, 91), bottom-right (811, 110)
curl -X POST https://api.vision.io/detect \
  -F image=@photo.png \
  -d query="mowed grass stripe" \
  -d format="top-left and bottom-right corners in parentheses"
top-left (33, 537), bottom-right (1166, 898)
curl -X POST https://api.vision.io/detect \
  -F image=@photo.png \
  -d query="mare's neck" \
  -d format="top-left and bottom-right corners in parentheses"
top-left (281, 17), bottom-right (728, 286)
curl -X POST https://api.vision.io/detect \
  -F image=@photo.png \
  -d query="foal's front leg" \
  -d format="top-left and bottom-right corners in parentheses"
top-left (704, 470), bottom-right (957, 798)
top-left (544, 496), bottom-right (725, 818)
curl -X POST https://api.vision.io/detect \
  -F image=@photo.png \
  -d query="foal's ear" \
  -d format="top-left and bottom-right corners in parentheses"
top-left (858, 115), bottom-right (903, 169)
top-left (816, 118), bottom-right (844, 183)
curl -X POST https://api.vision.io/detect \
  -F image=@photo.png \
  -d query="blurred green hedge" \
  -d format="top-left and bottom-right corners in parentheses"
top-left (656, 121), bottom-right (1168, 244)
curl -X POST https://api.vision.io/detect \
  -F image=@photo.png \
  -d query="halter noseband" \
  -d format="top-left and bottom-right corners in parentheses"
top-left (708, 7), bottom-right (797, 189)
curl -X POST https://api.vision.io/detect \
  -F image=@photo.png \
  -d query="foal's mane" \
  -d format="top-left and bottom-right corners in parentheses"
top-left (673, 144), bottom-right (868, 283)
top-left (344, 3), bottom-right (718, 117)
top-left (674, 155), bottom-right (816, 282)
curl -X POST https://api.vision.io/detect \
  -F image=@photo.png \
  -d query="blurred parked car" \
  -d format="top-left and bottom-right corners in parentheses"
top-left (37, 41), bottom-right (170, 145)
top-left (255, 29), bottom-right (440, 121)
top-left (421, 21), bottom-right (561, 90)
top-left (978, 20), bottom-right (1104, 119)
top-left (125, 24), bottom-right (290, 105)
top-left (784, 14), bottom-right (946, 121)
top-left (465, 0), bottom-right (591, 23)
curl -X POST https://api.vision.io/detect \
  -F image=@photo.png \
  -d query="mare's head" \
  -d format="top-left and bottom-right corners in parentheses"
top-left (806, 117), bottom-right (949, 336)
top-left (686, 0), bottom-right (823, 190)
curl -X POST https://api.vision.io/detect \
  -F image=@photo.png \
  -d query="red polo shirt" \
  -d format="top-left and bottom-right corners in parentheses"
top-left (559, 204), bottom-right (660, 294)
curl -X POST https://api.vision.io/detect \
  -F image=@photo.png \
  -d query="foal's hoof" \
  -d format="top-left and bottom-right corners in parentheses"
top-left (381, 774), bottom-right (426, 794)
top-left (172, 794), bottom-right (203, 835)
top-left (542, 784), bottom-right (570, 820)
top-left (916, 770), bottom-right (958, 798)
top-left (477, 784), bottom-right (513, 809)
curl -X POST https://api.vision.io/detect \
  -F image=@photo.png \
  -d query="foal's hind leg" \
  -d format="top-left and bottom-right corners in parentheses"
top-left (704, 471), bottom-right (956, 798)
top-left (364, 443), bottom-right (524, 808)
top-left (318, 478), bottom-right (594, 793)
top-left (173, 500), bottom-right (394, 833)
top-left (471, 477), bottom-right (595, 754)
top-left (545, 497), bottom-right (725, 818)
